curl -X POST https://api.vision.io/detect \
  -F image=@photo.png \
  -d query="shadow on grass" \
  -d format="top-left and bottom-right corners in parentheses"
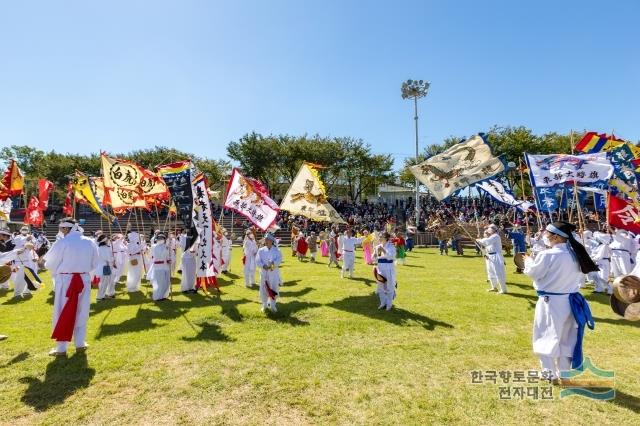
top-left (592, 316), bottom-right (639, 327)
top-left (503, 291), bottom-right (538, 303)
top-left (610, 390), bottom-right (640, 414)
top-left (1, 351), bottom-right (29, 368)
top-left (181, 320), bottom-right (233, 342)
top-left (279, 286), bottom-right (314, 298)
top-left (328, 294), bottom-right (453, 330)
top-left (218, 297), bottom-right (253, 322)
top-left (264, 300), bottom-right (321, 326)
top-left (584, 292), bottom-right (613, 306)
top-left (20, 353), bottom-right (95, 411)
top-left (281, 279), bottom-right (301, 287)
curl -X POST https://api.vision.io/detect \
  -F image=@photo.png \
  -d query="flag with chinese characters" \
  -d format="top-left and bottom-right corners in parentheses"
top-left (607, 144), bottom-right (640, 207)
top-left (525, 152), bottom-right (614, 188)
top-left (410, 135), bottom-right (505, 201)
top-left (608, 196), bottom-right (640, 233)
top-left (475, 179), bottom-right (534, 212)
top-left (224, 169), bottom-right (279, 231)
top-left (24, 197), bottom-right (43, 227)
top-left (157, 161), bottom-right (197, 249)
top-left (191, 172), bottom-right (217, 290)
top-left (100, 154), bottom-right (148, 209)
top-left (38, 179), bottom-right (55, 211)
top-left (280, 163), bottom-right (345, 223)
top-left (63, 183), bottom-right (73, 216)
top-left (533, 186), bottom-right (560, 212)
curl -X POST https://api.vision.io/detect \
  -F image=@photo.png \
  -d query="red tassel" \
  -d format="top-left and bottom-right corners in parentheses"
top-left (264, 281), bottom-right (278, 299)
top-left (242, 255), bottom-right (246, 265)
top-left (51, 274), bottom-right (85, 342)
top-left (91, 275), bottom-right (100, 287)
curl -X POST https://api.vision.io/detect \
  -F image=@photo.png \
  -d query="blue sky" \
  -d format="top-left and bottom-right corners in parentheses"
top-left (0, 0), bottom-right (638, 169)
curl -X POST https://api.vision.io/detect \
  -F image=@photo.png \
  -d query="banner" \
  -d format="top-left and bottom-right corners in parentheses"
top-left (608, 195), bottom-right (640, 233)
top-left (533, 186), bottom-right (560, 213)
top-left (38, 179), bottom-right (55, 211)
top-left (24, 196), bottom-right (43, 227)
top-left (475, 179), bottom-right (533, 212)
top-left (594, 193), bottom-right (607, 211)
top-left (525, 152), bottom-right (613, 188)
top-left (0, 160), bottom-right (24, 200)
top-left (101, 154), bottom-right (148, 209)
top-left (0, 198), bottom-right (13, 221)
top-left (191, 172), bottom-right (217, 288)
top-left (72, 172), bottom-right (113, 222)
top-left (158, 161), bottom-right (197, 249)
top-left (559, 186), bottom-right (587, 210)
top-left (62, 183), bottom-right (73, 217)
top-left (410, 135), bottom-right (504, 201)
top-left (280, 163), bottom-right (345, 223)
top-left (224, 169), bottom-right (279, 231)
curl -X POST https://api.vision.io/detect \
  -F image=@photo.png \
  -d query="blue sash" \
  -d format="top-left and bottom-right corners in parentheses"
top-left (536, 290), bottom-right (595, 369)
top-left (377, 259), bottom-right (393, 264)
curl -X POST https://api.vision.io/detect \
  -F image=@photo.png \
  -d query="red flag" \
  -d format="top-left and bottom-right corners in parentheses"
top-left (607, 196), bottom-right (640, 233)
top-left (63, 183), bottom-right (74, 216)
top-left (24, 196), bottom-right (43, 227)
top-left (38, 179), bottom-right (55, 210)
top-left (0, 160), bottom-right (24, 199)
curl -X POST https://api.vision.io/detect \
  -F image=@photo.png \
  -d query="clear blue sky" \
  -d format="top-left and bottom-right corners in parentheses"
top-left (0, 0), bottom-right (638, 169)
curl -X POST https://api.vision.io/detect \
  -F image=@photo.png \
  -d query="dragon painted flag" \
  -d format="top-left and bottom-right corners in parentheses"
top-left (280, 163), bottom-right (345, 223)
top-left (224, 168), bottom-right (279, 231)
top-left (410, 135), bottom-right (504, 201)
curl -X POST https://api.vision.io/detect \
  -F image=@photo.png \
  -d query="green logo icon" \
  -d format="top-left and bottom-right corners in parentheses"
top-left (560, 357), bottom-right (615, 400)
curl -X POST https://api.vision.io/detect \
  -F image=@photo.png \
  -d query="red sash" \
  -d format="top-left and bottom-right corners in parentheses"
top-left (264, 281), bottom-right (278, 299)
top-left (51, 273), bottom-right (86, 342)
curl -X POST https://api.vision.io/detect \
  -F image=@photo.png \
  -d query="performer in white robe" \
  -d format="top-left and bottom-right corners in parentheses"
top-left (168, 232), bottom-right (178, 275)
top-left (242, 230), bottom-right (258, 288)
top-left (177, 229), bottom-right (188, 272)
top-left (180, 247), bottom-right (197, 293)
top-left (591, 232), bottom-right (612, 294)
top-left (126, 231), bottom-right (144, 292)
top-left (527, 231), bottom-right (548, 257)
top-left (476, 224), bottom-right (507, 294)
top-left (523, 221), bottom-right (597, 381)
top-left (610, 228), bottom-right (633, 278)
top-left (95, 235), bottom-right (116, 300)
top-left (111, 234), bottom-right (128, 284)
top-left (10, 227), bottom-right (38, 298)
top-left (221, 231), bottom-right (232, 273)
top-left (341, 229), bottom-right (364, 279)
top-left (256, 233), bottom-right (282, 313)
top-left (44, 218), bottom-right (99, 356)
top-left (150, 233), bottom-right (171, 301)
top-left (374, 232), bottom-right (397, 310)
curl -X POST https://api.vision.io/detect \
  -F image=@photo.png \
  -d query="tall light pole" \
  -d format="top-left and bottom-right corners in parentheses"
top-left (401, 79), bottom-right (430, 228)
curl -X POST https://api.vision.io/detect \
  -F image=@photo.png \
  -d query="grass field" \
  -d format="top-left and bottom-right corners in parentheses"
top-left (1, 247), bottom-right (639, 425)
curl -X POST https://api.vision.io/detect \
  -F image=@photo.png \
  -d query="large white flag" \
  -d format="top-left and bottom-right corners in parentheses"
top-left (410, 135), bottom-right (504, 201)
top-left (280, 163), bottom-right (345, 223)
top-left (476, 179), bottom-right (534, 212)
top-left (224, 168), bottom-right (279, 231)
top-left (525, 152), bottom-right (613, 188)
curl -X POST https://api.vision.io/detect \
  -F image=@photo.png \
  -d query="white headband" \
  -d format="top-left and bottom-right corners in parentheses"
top-left (59, 221), bottom-right (76, 228)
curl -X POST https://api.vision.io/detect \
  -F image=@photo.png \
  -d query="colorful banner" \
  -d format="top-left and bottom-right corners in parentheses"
top-left (0, 160), bottom-right (24, 200)
top-left (608, 195), bottom-right (640, 233)
top-left (475, 179), bottom-right (534, 212)
top-left (62, 183), bottom-right (73, 216)
top-left (191, 172), bottom-right (217, 288)
top-left (158, 161), bottom-right (197, 248)
top-left (280, 163), bottom-right (345, 223)
top-left (38, 179), bottom-right (54, 211)
top-left (24, 196), bottom-right (43, 227)
top-left (101, 154), bottom-right (148, 209)
top-left (72, 172), bottom-right (113, 222)
top-left (525, 152), bottom-right (614, 188)
top-left (410, 135), bottom-right (504, 200)
top-left (224, 168), bottom-right (279, 231)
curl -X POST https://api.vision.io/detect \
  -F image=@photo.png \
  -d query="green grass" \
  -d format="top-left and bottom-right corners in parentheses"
top-left (1, 248), bottom-right (639, 425)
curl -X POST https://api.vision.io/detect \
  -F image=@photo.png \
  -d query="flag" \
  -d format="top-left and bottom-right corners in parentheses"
top-left (575, 131), bottom-right (633, 155)
top-left (158, 161), bottom-right (198, 248)
top-left (38, 179), bottom-right (55, 211)
top-left (594, 193), bottom-right (607, 211)
top-left (559, 186), bottom-right (587, 210)
top-left (100, 154), bottom-right (148, 209)
top-left (475, 179), bottom-right (534, 212)
top-left (525, 152), bottom-right (613, 188)
top-left (191, 172), bottom-right (217, 289)
top-left (0, 160), bottom-right (24, 199)
top-left (533, 186), bottom-right (560, 213)
top-left (71, 172), bottom-right (114, 222)
top-left (62, 183), bottom-right (73, 216)
top-left (0, 198), bottom-right (12, 221)
top-left (410, 134), bottom-right (504, 201)
top-left (139, 167), bottom-right (169, 199)
top-left (608, 196), bottom-right (640, 233)
top-left (224, 169), bottom-right (279, 231)
top-left (24, 196), bottom-right (43, 227)
top-left (280, 162), bottom-right (345, 223)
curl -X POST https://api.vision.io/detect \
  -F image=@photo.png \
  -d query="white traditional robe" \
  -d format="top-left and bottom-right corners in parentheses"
top-left (610, 230), bottom-right (633, 277)
top-left (375, 242), bottom-right (397, 309)
top-left (221, 236), bottom-right (232, 272)
top-left (168, 236), bottom-right (178, 275)
top-left (524, 243), bottom-right (581, 379)
top-left (177, 233), bottom-right (188, 271)
top-left (180, 250), bottom-right (196, 292)
top-left (256, 245), bottom-right (282, 311)
top-left (341, 236), bottom-right (364, 277)
top-left (111, 238), bottom-right (128, 283)
top-left (151, 243), bottom-right (171, 300)
top-left (590, 235), bottom-right (612, 293)
top-left (243, 237), bottom-right (258, 287)
top-left (126, 232), bottom-right (144, 292)
top-left (44, 231), bottom-right (99, 352)
top-left (477, 233), bottom-right (507, 293)
top-left (96, 245), bottom-right (115, 299)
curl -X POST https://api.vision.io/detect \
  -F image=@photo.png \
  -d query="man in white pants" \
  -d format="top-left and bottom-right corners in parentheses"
top-left (243, 230), bottom-right (258, 288)
top-left (180, 246), bottom-right (197, 294)
top-left (476, 224), bottom-right (507, 294)
top-left (256, 233), bottom-right (282, 313)
top-left (221, 231), bottom-right (232, 273)
top-left (126, 230), bottom-right (144, 292)
top-left (591, 232), bottom-right (612, 294)
top-left (374, 232), bottom-right (396, 311)
top-left (44, 218), bottom-right (99, 356)
top-left (111, 234), bottom-right (128, 284)
top-left (340, 229), bottom-right (364, 279)
top-left (95, 234), bottom-right (116, 301)
top-left (610, 228), bottom-right (634, 278)
top-left (150, 233), bottom-right (171, 301)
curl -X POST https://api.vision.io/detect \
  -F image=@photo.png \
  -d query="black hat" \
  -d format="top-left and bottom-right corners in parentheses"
top-left (546, 221), bottom-right (598, 274)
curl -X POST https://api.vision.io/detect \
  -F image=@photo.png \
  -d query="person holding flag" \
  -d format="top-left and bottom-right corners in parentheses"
top-left (242, 230), bottom-right (258, 288)
top-left (44, 218), bottom-right (99, 356)
top-left (374, 232), bottom-right (397, 311)
top-left (256, 233), bottom-right (282, 313)
top-left (476, 224), bottom-right (508, 294)
top-left (340, 228), bottom-right (364, 278)
top-left (523, 221), bottom-right (598, 382)
top-left (150, 233), bottom-right (172, 301)
top-left (95, 234), bottom-right (116, 301)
